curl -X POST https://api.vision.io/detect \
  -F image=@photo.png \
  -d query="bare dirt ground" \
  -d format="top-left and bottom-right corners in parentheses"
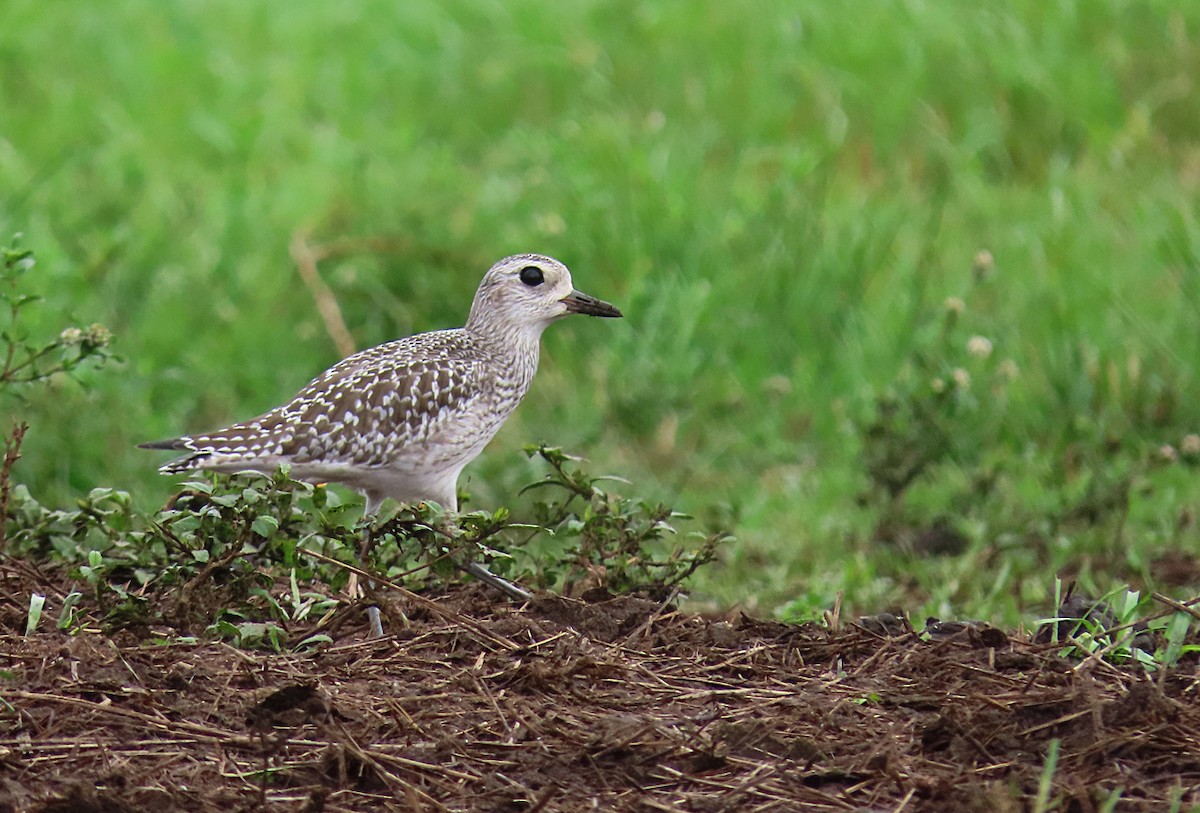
top-left (1, 571), bottom-right (1199, 812)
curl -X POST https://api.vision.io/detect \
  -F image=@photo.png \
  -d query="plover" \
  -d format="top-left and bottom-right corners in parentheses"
top-left (142, 253), bottom-right (622, 635)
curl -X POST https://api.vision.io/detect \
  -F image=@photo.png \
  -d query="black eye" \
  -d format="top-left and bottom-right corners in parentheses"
top-left (519, 266), bottom-right (544, 287)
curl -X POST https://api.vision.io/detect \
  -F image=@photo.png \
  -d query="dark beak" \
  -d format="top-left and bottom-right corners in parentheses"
top-left (561, 289), bottom-right (623, 318)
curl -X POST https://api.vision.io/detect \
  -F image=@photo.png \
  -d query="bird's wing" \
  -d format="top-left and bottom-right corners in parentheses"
top-left (147, 333), bottom-right (484, 473)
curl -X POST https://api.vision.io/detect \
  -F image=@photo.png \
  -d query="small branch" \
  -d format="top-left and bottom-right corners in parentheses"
top-left (1150, 592), bottom-right (1200, 622)
top-left (289, 230), bottom-right (357, 359)
top-left (1, 336), bottom-right (16, 382)
top-left (0, 341), bottom-right (58, 383)
top-left (0, 421), bottom-right (29, 551)
top-left (302, 548), bottom-right (520, 650)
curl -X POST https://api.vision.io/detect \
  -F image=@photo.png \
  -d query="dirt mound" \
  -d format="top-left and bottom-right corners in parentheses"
top-left (2, 587), bottom-right (1199, 812)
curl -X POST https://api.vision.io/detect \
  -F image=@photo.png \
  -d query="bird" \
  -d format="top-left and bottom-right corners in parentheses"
top-left (141, 253), bottom-right (622, 636)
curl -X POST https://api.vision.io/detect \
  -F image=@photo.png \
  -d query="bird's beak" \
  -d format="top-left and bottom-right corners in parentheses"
top-left (561, 289), bottom-right (623, 318)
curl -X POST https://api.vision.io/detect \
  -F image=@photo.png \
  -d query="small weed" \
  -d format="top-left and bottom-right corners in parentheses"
top-left (1, 234), bottom-right (116, 553)
top-left (207, 614), bottom-right (287, 652)
top-left (1037, 580), bottom-right (1200, 671)
top-left (843, 245), bottom-right (1200, 626)
top-left (514, 445), bottom-right (729, 596)
top-left (858, 277), bottom-right (1006, 511)
top-left (0, 235), bottom-right (114, 391)
top-left (3, 445), bottom-right (728, 646)
top-left (1032, 738), bottom-right (1061, 813)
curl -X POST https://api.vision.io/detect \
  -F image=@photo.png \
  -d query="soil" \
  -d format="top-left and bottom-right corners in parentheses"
top-left (1, 570), bottom-right (1199, 812)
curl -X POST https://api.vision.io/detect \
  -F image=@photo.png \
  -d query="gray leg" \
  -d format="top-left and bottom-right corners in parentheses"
top-left (360, 497), bottom-right (386, 637)
top-left (366, 605), bottom-right (384, 639)
top-left (443, 493), bottom-right (533, 601)
top-left (360, 492), bottom-right (532, 615)
top-left (462, 561), bottom-right (533, 601)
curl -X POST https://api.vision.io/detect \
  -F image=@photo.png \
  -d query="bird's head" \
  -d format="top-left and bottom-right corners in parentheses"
top-left (467, 254), bottom-right (622, 337)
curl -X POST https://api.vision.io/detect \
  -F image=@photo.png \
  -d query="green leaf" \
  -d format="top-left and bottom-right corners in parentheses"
top-left (26, 594), bottom-right (46, 635)
top-left (57, 592), bottom-right (83, 629)
top-left (1162, 612), bottom-right (1193, 666)
top-left (296, 634), bottom-right (333, 651)
top-left (252, 515), bottom-right (280, 537)
top-left (171, 515), bottom-right (202, 533)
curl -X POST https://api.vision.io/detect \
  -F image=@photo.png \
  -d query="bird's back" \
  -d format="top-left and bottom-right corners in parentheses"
top-left (146, 328), bottom-right (531, 482)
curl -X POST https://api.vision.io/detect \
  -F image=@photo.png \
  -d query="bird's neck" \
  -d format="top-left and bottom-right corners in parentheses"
top-left (464, 319), bottom-right (545, 384)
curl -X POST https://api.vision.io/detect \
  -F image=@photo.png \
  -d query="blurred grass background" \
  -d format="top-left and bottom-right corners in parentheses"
top-left (3, 0), bottom-right (1200, 623)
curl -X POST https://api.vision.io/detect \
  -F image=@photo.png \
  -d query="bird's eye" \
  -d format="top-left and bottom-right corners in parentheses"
top-left (519, 266), bottom-right (545, 287)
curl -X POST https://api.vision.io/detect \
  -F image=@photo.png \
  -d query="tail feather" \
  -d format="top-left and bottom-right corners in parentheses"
top-left (141, 421), bottom-right (292, 475)
top-left (158, 451), bottom-right (212, 474)
top-left (139, 436), bottom-right (210, 473)
top-left (137, 437), bottom-right (189, 451)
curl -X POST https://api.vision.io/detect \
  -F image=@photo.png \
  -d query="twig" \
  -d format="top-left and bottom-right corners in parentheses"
top-left (892, 787), bottom-right (916, 813)
top-left (526, 783), bottom-right (558, 813)
top-left (1150, 592), bottom-right (1200, 622)
top-left (302, 548), bottom-right (520, 650)
top-left (0, 421), bottom-right (29, 552)
top-left (619, 585), bottom-right (681, 647)
top-left (289, 230), bottom-right (356, 359)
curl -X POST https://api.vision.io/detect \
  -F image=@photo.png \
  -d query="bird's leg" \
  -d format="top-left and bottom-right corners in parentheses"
top-left (365, 606), bottom-right (384, 638)
top-left (358, 498), bottom-right (385, 638)
top-left (362, 560), bottom-right (385, 639)
top-left (442, 497), bottom-right (533, 601)
top-left (358, 495), bottom-right (531, 625)
top-left (459, 560), bottom-right (533, 602)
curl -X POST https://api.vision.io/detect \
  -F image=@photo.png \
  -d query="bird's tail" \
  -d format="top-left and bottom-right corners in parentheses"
top-left (138, 437), bottom-right (209, 474)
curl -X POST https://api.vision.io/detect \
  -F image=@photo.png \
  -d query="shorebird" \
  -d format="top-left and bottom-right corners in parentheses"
top-left (141, 253), bottom-right (622, 636)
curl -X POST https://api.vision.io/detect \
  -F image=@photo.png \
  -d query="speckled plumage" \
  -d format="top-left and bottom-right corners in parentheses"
top-left (143, 253), bottom-right (622, 513)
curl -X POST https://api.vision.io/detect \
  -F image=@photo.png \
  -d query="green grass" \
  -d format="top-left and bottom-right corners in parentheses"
top-left (3, 0), bottom-right (1200, 624)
